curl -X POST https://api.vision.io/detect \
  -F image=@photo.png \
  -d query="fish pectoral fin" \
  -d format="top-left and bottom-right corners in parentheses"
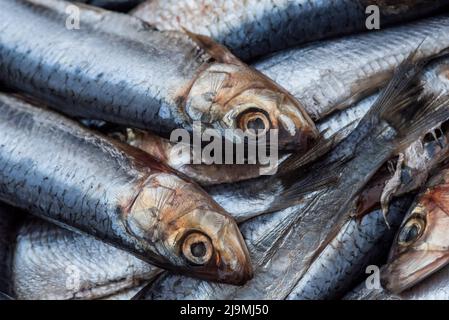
top-left (277, 129), bottom-right (347, 175)
top-left (182, 27), bottom-right (243, 66)
top-left (269, 160), bottom-right (346, 213)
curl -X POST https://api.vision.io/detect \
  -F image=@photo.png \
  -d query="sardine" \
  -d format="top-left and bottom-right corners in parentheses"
top-left (0, 93), bottom-right (252, 285)
top-left (255, 15), bottom-right (449, 120)
top-left (345, 264), bottom-right (449, 300)
top-left (132, 0), bottom-right (449, 61)
top-left (0, 0), bottom-right (317, 151)
top-left (381, 165), bottom-right (449, 293)
top-left (137, 55), bottom-right (449, 299)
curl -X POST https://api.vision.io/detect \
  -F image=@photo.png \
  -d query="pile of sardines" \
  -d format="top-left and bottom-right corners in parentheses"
top-left (2, 0), bottom-right (449, 300)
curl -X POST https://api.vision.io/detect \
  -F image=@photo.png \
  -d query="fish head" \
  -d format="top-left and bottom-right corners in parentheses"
top-left (125, 172), bottom-right (253, 285)
top-left (183, 62), bottom-right (318, 152)
top-left (382, 174), bottom-right (449, 293)
top-left (169, 207), bottom-right (253, 285)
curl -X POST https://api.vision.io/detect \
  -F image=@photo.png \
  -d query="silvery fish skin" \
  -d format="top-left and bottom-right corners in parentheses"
top-left (13, 218), bottom-right (161, 300)
top-left (381, 166), bottom-right (449, 294)
top-left (0, 94), bottom-right (252, 285)
top-left (132, 0), bottom-right (449, 61)
top-left (286, 196), bottom-right (413, 300)
top-left (255, 15), bottom-right (449, 120)
top-left (139, 58), bottom-right (449, 299)
top-left (345, 264), bottom-right (449, 300)
top-left (70, 0), bottom-right (144, 11)
top-left (0, 0), bottom-right (317, 152)
top-left (286, 58), bottom-right (449, 300)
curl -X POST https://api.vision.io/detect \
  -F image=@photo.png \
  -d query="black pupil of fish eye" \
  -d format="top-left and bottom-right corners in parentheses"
top-left (400, 224), bottom-right (419, 243)
top-left (191, 241), bottom-right (206, 258)
top-left (247, 117), bottom-right (266, 131)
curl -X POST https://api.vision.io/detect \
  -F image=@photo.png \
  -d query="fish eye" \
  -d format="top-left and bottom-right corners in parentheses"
top-left (398, 218), bottom-right (426, 246)
top-left (237, 108), bottom-right (271, 137)
top-left (181, 232), bottom-right (213, 265)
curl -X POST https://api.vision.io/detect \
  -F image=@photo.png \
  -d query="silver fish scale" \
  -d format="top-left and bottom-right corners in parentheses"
top-left (132, 0), bottom-right (449, 60)
top-left (13, 218), bottom-right (160, 300)
top-left (255, 15), bottom-right (449, 119)
top-left (0, 0), bottom-right (204, 133)
top-left (287, 197), bottom-right (411, 300)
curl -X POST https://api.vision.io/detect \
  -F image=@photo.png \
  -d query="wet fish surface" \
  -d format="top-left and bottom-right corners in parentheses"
top-left (345, 264), bottom-right (449, 300)
top-left (0, 93), bottom-right (252, 285)
top-left (137, 56), bottom-right (449, 299)
top-left (0, 0), bottom-right (317, 151)
top-left (12, 217), bottom-right (161, 300)
top-left (381, 164), bottom-right (449, 293)
top-left (132, 0), bottom-right (449, 60)
top-left (287, 58), bottom-right (449, 299)
top-left (286, 196), bottom-right (413, 300)
top-left (255, 15), bottom-right (449, 120)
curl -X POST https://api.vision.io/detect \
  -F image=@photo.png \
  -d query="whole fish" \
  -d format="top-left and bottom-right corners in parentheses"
top-left (0, 0), bottom-right (317, 151)
top-left (138, 56), bottom-right (449, 299)
top-left (345, 264), bottom-right (449, 300)
top-left (71, 0), bottom-right (144, 11)
top-left (0, 93), bottom-right (252, 285)
top-left (381, 165), bottom-right (449, 294)
top-left (255, 15), bottom-right (449, 120)
top-left (12, 217), bottom-right (161, 300)
top-left (132, 0), bottom-right (449, 61)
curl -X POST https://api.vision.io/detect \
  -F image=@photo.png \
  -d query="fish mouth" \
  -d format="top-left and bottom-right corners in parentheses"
top-left (277, 104), bottom-right (319, 151)
top-left (381, 250), bottom-right (449, 293)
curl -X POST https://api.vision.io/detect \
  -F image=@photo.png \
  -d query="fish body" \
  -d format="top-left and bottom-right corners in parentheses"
top-left (255, 15), bottom-right (449, 120)
top-left (13, 218), bottom-right (161, 300)
top-left (0, 94), bottom-right (252, 285)
top-left (132, 0), bottom-right (449, 60)
top-left (124, 129), bottom-right (266, 186)
top-left (286, 196), bottom-right (413, 300)
top-left (0, 0), bottom-right (317, 151)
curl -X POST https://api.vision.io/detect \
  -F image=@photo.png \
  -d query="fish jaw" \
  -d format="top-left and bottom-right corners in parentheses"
top-left (124, 172), bottom-right (253, 284)
top-left (382, 249), bottom-right (449, 294)
top-left (183, 62), bottom-right (318, 151)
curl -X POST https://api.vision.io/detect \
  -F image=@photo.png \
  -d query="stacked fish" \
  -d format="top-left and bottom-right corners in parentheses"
top-left (1, 0), bottom-right (449, 300)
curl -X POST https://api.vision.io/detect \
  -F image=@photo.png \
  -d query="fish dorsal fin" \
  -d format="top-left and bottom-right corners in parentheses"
top-left (182, 28), bottom-right (243, 65)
